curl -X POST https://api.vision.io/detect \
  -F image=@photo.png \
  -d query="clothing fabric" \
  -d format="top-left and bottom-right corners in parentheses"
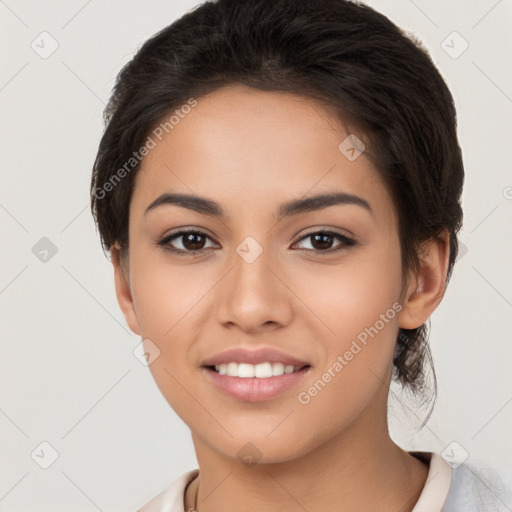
top-left (136, 451), bottom-right (511, 511)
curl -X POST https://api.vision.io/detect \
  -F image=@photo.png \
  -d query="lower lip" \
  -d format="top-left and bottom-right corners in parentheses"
top-left (202, 366), bottom-right (311, 402)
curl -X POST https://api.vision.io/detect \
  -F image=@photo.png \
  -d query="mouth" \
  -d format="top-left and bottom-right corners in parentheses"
top-left (204, 362), bottom-right (311, 378)
top-left (201, 363), bottom-right (312, 402)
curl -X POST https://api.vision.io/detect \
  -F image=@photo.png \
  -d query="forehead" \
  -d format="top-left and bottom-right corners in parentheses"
top-left (132, 84), bottom-right (395, 226)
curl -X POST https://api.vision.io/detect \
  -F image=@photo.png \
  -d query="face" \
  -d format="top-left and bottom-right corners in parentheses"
top-left (114, 84), bottom-right (421, 464)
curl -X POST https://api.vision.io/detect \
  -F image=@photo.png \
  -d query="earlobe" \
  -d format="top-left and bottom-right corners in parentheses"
top-left (111, 243), bottom-right (141, 335)
top-left (399, 232), bottom-right (451, 330)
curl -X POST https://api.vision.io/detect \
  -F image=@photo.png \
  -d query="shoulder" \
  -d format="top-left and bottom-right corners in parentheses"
top-left (409, 451), bottom-right (511, 512)
top-left (443, 461), bottom-right (512, 512)
top-left (136, 469), bottom-right (199, 512)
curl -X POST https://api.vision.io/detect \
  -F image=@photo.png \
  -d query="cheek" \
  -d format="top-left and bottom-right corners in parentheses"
top-left (129, 247), bottom-right (204, 341)
top-left (291, 282), bottom-right (403, 449)
top-left (126, 232), bottom-right (404, 450)
top-left (296, 245), bottom-right (403, 394)
top-left (128, 253), bottom-right (204, 421)
top-left (299, 245), bottom-right (403, 342)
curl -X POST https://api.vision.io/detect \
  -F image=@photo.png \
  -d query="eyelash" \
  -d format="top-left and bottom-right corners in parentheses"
top-left (157, 228), bottom-right (356, 256)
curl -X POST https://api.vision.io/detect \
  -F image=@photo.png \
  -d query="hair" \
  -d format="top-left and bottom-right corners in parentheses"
top-left (90, 0), bottom-right (464, 416)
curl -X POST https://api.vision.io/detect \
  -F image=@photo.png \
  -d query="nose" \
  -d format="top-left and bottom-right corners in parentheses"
top-left (215, 243), bottom-right (294, 333)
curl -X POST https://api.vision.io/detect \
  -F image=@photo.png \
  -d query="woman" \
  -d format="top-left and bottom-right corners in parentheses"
top-left (90, 0), bottom-right (510, 510)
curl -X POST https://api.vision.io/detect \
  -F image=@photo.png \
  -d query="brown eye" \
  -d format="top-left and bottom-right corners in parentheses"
top-left (181, 232), bottom-right (207, 251)
top-left (158, 230), bottom-right (217, 255)
top-left (294, 230), bottom-right (356, 253)
top-left (310, 232), bottom-right (335, 250)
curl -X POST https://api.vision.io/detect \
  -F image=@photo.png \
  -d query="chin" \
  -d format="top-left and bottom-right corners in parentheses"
top-left (208, 433), bottom-right (312, 467)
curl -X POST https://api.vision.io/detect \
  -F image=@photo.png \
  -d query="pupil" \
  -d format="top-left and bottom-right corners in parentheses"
top-left (313, 233), bottom-right (332, 250)
top-left (184, 233), bottom-right (204, 250)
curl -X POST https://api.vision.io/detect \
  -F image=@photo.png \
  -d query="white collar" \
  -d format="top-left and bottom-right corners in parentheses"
top-left (410, 451), bottom-right (453, 512)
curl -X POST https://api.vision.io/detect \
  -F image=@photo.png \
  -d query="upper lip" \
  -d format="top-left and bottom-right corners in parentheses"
top-left (201, 347), bottom-right (310, 367)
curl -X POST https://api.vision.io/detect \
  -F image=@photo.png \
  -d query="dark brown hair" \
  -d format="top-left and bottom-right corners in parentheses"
top-left (90, 0), bottom-right (464, 413)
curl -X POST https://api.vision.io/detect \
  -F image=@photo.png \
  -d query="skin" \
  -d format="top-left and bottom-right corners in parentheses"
top-left (112, 84), bottom-right (450, 512)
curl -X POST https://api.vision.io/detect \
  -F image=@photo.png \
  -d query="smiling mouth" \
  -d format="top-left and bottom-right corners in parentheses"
top-left (204, 362), bottom-right (311, 379)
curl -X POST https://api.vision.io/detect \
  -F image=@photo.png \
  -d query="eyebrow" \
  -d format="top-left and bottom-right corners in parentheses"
top-left (144, 191), bottom-right (372, 220)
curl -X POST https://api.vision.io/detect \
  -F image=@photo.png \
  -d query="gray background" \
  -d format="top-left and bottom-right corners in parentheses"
top-left (1, 0), bottom-right (511, 510)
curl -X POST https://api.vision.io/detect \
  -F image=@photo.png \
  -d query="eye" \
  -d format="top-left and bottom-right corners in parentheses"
top-left (158, 228), bottom-right (356, 256)
top-left (293, 229), bottom-right (356, 253)
top-left (158, 230), bottom-right (218, 255)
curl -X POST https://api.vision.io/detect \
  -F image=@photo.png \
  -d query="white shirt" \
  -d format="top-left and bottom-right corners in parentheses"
top-left (136, 451), bottom-right (510, 511)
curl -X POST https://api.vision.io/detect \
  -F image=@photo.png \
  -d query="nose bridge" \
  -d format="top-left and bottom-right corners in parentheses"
top-left (216, 234), bottom-right (293, 330)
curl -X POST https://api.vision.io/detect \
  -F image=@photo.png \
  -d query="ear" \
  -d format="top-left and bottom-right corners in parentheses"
top-left (111, 243), bottom-right (141, 335)
top-left (399, 231), bottom-right (451, 330)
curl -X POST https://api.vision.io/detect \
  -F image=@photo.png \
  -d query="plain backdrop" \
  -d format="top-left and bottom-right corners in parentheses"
top-left (1, 0), bottom-right (511, 510)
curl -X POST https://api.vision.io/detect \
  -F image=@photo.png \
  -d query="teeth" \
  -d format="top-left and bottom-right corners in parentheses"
top-left (213, 362), bottom-right (302, 378)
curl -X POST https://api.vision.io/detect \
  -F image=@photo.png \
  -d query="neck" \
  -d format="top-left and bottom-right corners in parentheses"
top-left (186, 394), bottom-right (429, 512)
